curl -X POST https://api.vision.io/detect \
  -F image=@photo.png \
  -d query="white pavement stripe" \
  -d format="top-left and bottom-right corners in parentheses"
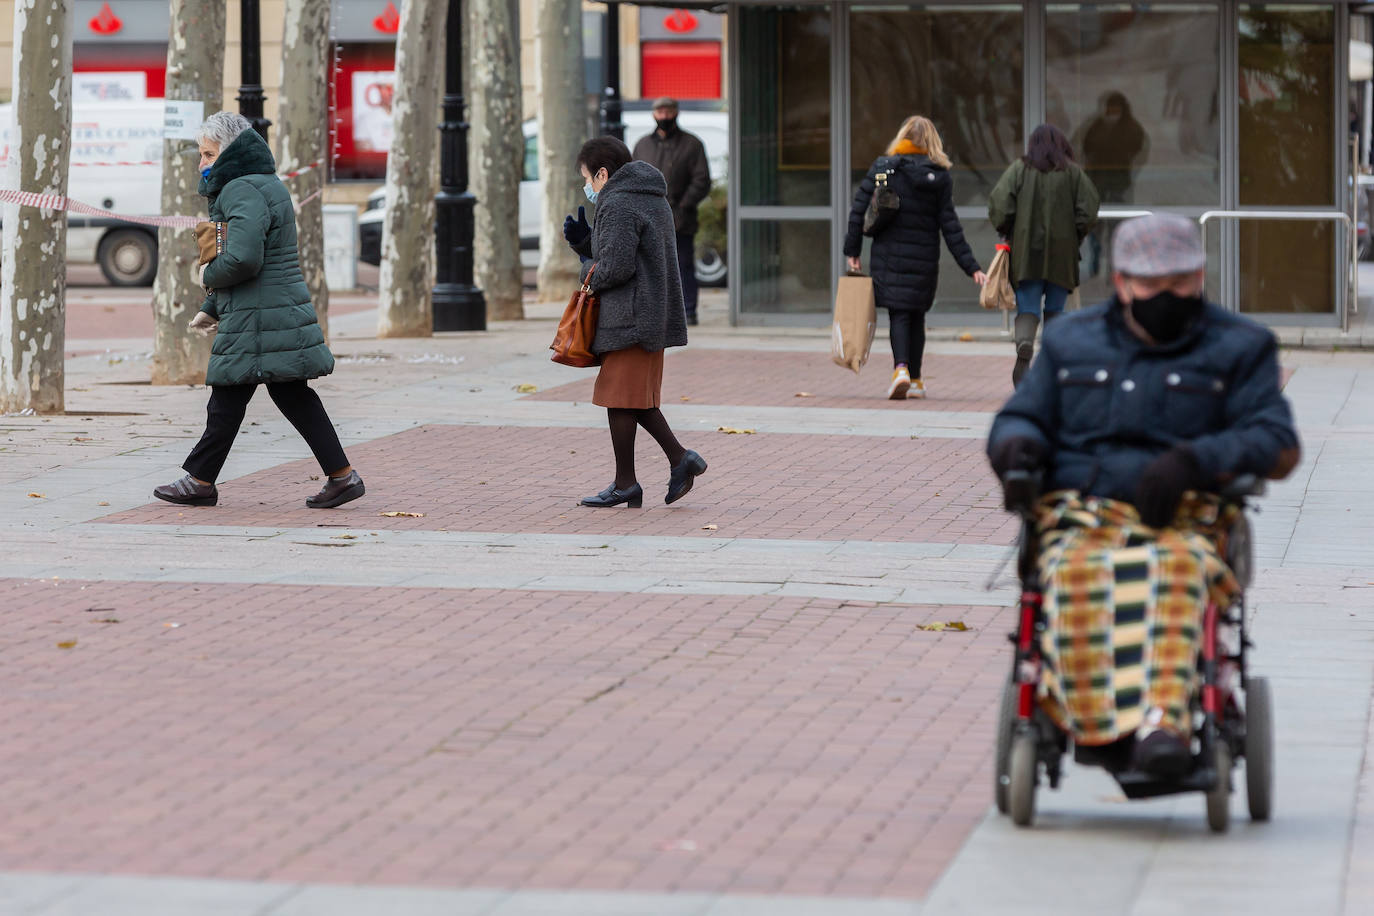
top-left (0, 873), bottom-right (924, 916)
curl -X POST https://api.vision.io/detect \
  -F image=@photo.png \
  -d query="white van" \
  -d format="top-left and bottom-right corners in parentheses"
top-left (359, 105), bottom-right (730, 284)
top-left (0, 100), bottom-right (165, 285)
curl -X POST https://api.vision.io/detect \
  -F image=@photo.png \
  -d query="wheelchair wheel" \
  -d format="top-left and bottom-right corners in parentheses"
top-left (1245, 676), bottom-right (1274, 822)
top-left (1206, 741), bottom-right (1231, 833)
top-left (994, 679), bottom-right (1016, 815)
top-left (1009, 731), bottom-right (1038, 827)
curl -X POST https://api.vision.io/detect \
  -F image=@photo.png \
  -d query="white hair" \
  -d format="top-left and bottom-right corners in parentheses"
top-left (196, 111), bottom-right (253, 148)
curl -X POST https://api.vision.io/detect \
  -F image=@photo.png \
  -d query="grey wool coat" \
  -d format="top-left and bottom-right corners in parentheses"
top-left (572, 160), bottom-right (688, 356)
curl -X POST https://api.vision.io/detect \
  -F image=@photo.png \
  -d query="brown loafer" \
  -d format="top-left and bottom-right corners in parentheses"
top-left (153, 475), bottom-right (218, 507)
top-left (307, 470), bottom-right (365, 509)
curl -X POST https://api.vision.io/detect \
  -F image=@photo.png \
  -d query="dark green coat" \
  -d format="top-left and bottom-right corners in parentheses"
top-left (987, 159), bottom-right (1100, 291)
top-left (198, 129), bottom-right (333, 387)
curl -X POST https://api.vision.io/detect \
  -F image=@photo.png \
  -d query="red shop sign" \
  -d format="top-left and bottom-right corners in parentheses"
top-left (88, 2), bottom-right (123, 35)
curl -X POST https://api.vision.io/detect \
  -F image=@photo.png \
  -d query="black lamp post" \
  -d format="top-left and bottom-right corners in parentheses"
top-left (432, 0), bottom-right (486, 331)
top-left (237, 0), bottom-right (271, 141)
top-left (599, 2), bottom-right (624, 140)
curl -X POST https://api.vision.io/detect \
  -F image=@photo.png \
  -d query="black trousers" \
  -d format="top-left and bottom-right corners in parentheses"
top-left (183, 381), bottom-right (349, 484)
top-left (887, 309), bottom-right (927, 377)
top-left (676, 231), bottom-right (699, 319)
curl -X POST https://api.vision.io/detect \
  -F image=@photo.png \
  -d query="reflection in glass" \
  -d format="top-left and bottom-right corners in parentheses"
top-left (1073, 217), bottom-right (1222, 309)
top-left (1238, 6), bottom-right (1336, 313)
top-left (738, 6), bottom-right (831, 207)
top-left (933, 219), bottom-right (1000, 313)
top-left (1045, 5), bottom-right (1220, 205)
top-left (738, 220), bottom-right (833, 313)
top-left (849, 6), bottom-right (1023, 207)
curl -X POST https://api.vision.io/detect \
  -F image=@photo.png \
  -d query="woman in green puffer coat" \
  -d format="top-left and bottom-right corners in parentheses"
top-left (154, 111), bottom-right (364, 510)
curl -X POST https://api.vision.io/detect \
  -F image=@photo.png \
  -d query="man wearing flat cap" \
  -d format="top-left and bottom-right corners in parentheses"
top-left (985, 213), bottom-right (1300, 778)
top-left (633, 97), bottom-right (711, 325)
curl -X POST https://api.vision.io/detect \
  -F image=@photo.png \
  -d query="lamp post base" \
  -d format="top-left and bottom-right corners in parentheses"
top-left (432, 284), bottom-right (487, 332)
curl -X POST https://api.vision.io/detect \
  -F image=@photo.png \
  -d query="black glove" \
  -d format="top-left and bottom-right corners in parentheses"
top-left (1135, 445), bottom-right (1204, 529)
top-left (989, 436), bottom-right (1046, 479)
top-left (563, 206), bottom-right (590, 246)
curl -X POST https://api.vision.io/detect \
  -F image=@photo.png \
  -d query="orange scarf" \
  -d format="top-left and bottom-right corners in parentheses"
top-left (893, 140), bottom-right (927, 155)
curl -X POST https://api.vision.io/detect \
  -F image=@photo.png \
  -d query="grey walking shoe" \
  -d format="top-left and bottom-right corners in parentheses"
top-left (1012, 313), bottom-right (1041, 387)
top-left (153, 475), bottom-right (218, 507)
top-left (307, 470), bottom-right (365, 509)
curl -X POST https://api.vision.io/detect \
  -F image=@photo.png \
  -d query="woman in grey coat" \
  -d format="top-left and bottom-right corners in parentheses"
top-left (563, 137), bottom-right (707, 508)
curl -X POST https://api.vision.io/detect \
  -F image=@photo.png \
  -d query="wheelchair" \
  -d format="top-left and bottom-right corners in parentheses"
top-left (993, 470), bottom-right (1274, 832)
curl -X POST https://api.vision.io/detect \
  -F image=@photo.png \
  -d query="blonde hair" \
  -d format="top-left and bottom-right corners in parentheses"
top-left (884, 115), bottom-right (952, 168)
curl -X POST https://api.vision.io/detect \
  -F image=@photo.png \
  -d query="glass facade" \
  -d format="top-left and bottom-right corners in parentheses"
top-left (731, 2), bottom-right (1350, 325)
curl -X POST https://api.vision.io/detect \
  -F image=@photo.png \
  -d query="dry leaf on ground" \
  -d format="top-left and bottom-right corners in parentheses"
top-left (514, 383), bottom-right (539, 393)
top-left (957, 332), bottom-right (975, 342)
top-left (331, 534), bottom-right (359, 540)
top-left (918, 621), bottom-right (970, 632)
top-left (56, 640), bottom-right (77, 649)
top-left (717, 426), bottom-right (756, 435)
top-left (26, 492), bottom-right (45, 499)
top-left (701, 524), bottom-right (719, 530)
top-left (380, 511), bottom-right (426, 518)
top-left (794, 392), bottom-right (814, 398)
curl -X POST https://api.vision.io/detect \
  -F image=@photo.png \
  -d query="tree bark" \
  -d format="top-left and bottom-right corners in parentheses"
top-left (0, 0), bottom-right (74, 415)
top-left (535, 0), bottom-right (585, 300)
top-left (377, 0), bottom-right (445, 338)
top-left (470, 0), bottom-right (523, 321)
top-left (278, 0), bottom-right (331, 340)
top-left (151, 0), bottom-right (224, 386)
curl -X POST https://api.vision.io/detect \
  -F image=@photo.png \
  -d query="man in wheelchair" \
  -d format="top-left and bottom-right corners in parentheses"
top-left (986, 214), bottom-right (1300, 779)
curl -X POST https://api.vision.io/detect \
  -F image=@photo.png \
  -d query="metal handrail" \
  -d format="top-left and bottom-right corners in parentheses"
top-left (1198, 210), bottom-right (1357, 334)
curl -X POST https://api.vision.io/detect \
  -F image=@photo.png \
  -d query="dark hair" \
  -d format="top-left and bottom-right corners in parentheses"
top-left (1022, 123), bottom-right (1075, 173)
top-left (576, 137), bottom-right (632, 180)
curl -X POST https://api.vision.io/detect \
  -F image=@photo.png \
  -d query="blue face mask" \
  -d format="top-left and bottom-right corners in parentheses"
top-left (201, 165), bottom-right (213, 178)
top-left (583, 182), bottom-right (598, 204)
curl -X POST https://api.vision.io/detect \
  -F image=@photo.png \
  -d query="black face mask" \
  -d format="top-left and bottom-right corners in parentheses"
top-left (1127, 290), bottom-right (1204, 344)
top-left (655, 117), bottom-right (678, 135)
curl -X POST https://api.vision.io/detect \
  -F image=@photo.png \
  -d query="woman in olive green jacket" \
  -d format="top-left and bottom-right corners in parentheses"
top-left (988, 124), bottom-right (1100, 385)
top-left (154, 112), bottom-right (364, 509)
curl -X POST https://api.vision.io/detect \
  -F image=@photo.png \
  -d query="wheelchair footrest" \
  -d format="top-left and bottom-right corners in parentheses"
top-left (1115, 765), bottom-right (1218, 799)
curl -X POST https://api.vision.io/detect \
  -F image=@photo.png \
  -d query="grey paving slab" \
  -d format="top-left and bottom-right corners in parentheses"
top-left (20, 874), bottom-right (296, 916)
top-left (484, 890), bottom-right (715, 916)
top-left (0, 873), bottom-right (84, 916)
top-left (263, 884), bottom-right (507, 915)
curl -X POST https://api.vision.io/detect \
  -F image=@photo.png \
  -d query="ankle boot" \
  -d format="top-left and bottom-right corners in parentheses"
top-left (1012, 313), bottom-right (1040, 387)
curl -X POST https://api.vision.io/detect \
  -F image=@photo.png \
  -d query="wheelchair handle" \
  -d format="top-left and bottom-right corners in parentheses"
top-left (1218, 474), bottom-right (1266, 501)
top-left (1002, 469), bottom-right (1043, 517)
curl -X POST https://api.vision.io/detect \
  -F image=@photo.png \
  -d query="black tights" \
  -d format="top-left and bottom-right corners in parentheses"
top-left (888, 310), bottom-right (927, 378)
top-left (608, 408), bottom-right (686, 489)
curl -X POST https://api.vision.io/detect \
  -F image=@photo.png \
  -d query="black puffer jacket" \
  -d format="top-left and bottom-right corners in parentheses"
top-left (843, 154), bottom-right (981, 313)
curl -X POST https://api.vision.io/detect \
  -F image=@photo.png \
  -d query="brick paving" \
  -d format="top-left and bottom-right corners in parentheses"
top-left (0, 577), bottom-right (1007, 898)
top-left (97, 424), bottom-right (1016, 545)
top-left (527, 350), bottom-right (1017, 412)
top-left (64, 296), bottom-right (377, 343)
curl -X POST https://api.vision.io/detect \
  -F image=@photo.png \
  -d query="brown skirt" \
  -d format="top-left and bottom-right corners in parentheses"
top-left (593, 345), bottom-right (664, 409)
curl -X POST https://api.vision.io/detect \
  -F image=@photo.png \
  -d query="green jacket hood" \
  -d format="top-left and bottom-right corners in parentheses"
top-left (201, 128), bottom-right (277, 198)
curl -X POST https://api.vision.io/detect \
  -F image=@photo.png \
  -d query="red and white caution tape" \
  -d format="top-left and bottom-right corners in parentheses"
top-left (0, 158), bottom-right (323, 181)
top-left (0, 188), bottom-right (201, 228)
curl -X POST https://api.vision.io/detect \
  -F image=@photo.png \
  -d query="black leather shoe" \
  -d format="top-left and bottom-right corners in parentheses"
top-left (154, 475), bottom-right (218, 506)
top-left (686, 314), bottom-right (699, 326)
top-left (1132, 729), bottom-right (1192, 779)
top-left (307, 470), bottom-right (365, 509)
top-left (581, 483), bottom-right (643, 508)
top-left (665, 450), bottom-right (707, 505)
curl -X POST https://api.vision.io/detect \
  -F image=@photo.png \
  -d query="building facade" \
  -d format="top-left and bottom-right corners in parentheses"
top-left (726, 1), bottom-right (1363, 329)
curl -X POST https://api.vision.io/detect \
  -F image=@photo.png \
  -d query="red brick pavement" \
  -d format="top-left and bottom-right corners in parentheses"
top-left (0, 578), bottom-right (1008, 897)
top-left (99, 424), bottom-right (1016, 545)
top-left (528, 350), bottom-right (1017, 412)
top-left (64, 297), bottom-right (376, 343)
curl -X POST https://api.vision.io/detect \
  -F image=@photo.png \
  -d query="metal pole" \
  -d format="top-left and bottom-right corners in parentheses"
top-left (432, 0), bottom-right (486, 331)
top-left (599, 2), bottom-right (624, 140)
top-left (237, 0), bottom-right (271, 141)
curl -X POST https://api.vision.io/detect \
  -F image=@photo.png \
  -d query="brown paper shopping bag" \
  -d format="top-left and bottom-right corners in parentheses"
top-left (831, 273), bottom-right (877, 374)
top-left (979, 243), bottom-right (1016, 311)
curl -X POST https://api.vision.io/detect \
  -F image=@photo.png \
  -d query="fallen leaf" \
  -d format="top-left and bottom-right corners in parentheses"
top-left (26, 492), bottom-right (45, 499)
top-left (717, 426), bottom-right (756, 435)
top-left (56, 640), bottom-right (77, 649)
top-left (680, 396), bottom-right (692, 402)
top-left (958, 332), bottom-right (974, 342)
top-left (918, 621), bottom-right (970, 632)
top-left (380, 511), bottom-right (426, 518)
top-left (794, 392), bottom-right (814, 398)
top-left (97, 501), bottom-right (110, 506)
top-left (331, 534), bottom-right (358, 540)
top-left (73, 436), bottom-right (93, 442)
top-left (514, 383), bottom-right (539, 393)
top-left (701, 524), bottom-right (718, 530)
top-left (95, 618), bottom-right (120, 624)
top-left (164, 622), bottom-right (183, 629)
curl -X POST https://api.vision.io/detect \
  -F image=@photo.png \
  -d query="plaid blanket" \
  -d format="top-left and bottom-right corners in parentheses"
top-left (1034, 492), bottom-right (1241, 745)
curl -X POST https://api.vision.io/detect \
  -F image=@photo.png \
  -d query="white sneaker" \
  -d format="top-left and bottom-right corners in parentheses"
top-left (908, 378), bottom-right (926, 399)
top-left (887, 366), bottom-right (911, 400)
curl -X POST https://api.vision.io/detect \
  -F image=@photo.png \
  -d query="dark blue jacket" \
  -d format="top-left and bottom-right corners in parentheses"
top-left (987, 298), bottom-right (1299, 502)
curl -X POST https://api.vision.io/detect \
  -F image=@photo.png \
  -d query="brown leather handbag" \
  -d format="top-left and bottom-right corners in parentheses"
top-left (550, 263), bottom-right (601, 367)
top-left (194, 220), bottom-right (226, 265)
